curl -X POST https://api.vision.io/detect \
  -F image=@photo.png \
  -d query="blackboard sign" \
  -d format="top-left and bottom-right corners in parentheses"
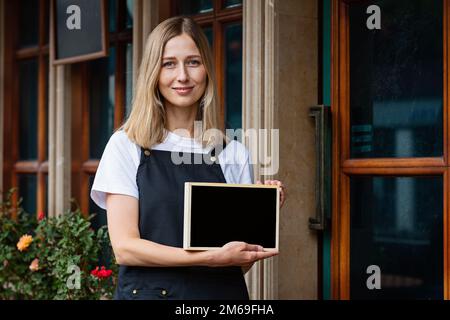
top-left (51, 0), bottom-right (108, 64)
top-left (183, 182), bottom-right (280, 250)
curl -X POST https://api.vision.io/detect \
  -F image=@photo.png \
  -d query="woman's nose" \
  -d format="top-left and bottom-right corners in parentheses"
top-left (177, 65), bottom-right (189, 82)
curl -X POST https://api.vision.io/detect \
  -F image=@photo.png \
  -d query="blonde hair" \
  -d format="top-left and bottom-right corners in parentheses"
top-left (122, 16), bottom-right (224, 149)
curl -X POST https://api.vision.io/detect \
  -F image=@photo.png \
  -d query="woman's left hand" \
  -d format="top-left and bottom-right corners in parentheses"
top-left (256, 180), bottom-right (286, 208)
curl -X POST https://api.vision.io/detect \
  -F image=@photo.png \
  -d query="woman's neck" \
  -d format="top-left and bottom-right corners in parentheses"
top-left (165, 102), bottom-right (199, 138)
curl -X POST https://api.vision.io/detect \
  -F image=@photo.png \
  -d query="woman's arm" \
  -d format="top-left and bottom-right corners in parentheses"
top-left (106, 193), bottom-right (277, 267)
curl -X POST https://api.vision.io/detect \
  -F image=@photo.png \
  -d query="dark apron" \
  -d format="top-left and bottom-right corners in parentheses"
top-left (114, 145), bottom-right (249, 300)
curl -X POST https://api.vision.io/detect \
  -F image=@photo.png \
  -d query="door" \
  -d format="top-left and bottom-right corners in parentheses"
top-left (332, 0), bottom-right (449, 299)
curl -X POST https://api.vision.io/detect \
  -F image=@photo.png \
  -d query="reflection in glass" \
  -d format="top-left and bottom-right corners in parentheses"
top-left (224, 0), bottom-right (242, 9)
top-left (89, 47), bottom-right (116, 159)
top-left (43, 0), bottom-right (49, 45)
top-left (349, 0), bottom-right (443, 158)
top-left (19, 175), bottom-right (37, 216)
top-left (224, 23), bottom-right (243, 130)
top-left (125, 43), bottom-right (133, 117)
top-left (88, 176), bottom-right (107, 230)
top-left (176, 0), bottom-right (213, 15)
top-left (203, 26), bottom-right (213, 48)
top-left (19, 59), bottom-right (38, 160)
top-left (19, 0), bottom-right (39, 48)
top-left (126, 0), bottom-right (134, 29)
top-left (350, 176), bottom-right (443, 299)
top-left (109, 0), bottom-right (117, 32)
top-left (88, 176), bottom-right (110, 266)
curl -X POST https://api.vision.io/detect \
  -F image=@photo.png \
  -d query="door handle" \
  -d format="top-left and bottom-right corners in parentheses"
top-left (308, 105), bottom-right (331, 231)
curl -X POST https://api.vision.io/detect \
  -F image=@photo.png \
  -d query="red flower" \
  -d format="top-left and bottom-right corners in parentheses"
top-left (90, 266), bottom-right (99, 277)
top-left (37, 211), bottom-right (45, 221)
top-left (91, 266), bottom-right (112, 279)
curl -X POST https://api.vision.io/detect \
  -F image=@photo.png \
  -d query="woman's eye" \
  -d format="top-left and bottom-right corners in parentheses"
top-left (162, 61), bottom-right (175, 68)
top-left (187, 60), bottom-right (201, 66)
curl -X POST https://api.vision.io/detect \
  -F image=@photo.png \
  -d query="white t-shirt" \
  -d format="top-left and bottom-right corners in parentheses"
top-left (90, 130), bottom-right (254, 210)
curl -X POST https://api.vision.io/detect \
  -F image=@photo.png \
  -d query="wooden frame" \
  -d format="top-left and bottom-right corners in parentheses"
top-left (183, 182), bottom-right (280, 251)
top-left (51, 0), bottom-right (108, 65)
top-left (3, 0), bottom-right (49, 218)
top-left (170, 0), bottom-right (243, 130)
top-left (331, 0), bottom-right (450, 299)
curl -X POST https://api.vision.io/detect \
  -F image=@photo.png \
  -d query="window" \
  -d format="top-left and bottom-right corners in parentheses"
top-left (4, 0), bottom-right (49, 218)
top-left (170, 0), bottom-right (243, 130)
top-left (71, 0), bottom-right (133, 218)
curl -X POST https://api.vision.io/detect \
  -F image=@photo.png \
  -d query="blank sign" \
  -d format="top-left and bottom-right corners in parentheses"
top-left (52, 0), bottom-right (108, 64)
top-left (183, 182), bottom-right (279, 250)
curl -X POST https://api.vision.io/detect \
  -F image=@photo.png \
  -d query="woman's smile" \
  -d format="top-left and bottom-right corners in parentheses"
top-left (173, 85), bottom-right (195, 95)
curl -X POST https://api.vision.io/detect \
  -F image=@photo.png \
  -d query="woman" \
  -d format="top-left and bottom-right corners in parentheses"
top-left (91, 16), bottom-right (286, 300)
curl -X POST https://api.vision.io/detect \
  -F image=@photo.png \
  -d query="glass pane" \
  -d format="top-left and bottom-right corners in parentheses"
top-left (203, 26), bottom-right (213, 48)
top-left (89, 47), bottom-right (116, 159)
top-left (109, 0), bottom-right (117, 32)
top-left (19, 0), bottom-right (39, 48)
top-left (224, 0), bottom-right (242, 9)
top-left (43, 0), bottom-right (50, 45)
top-left (126, 0), bottom-right (134, 29)
top-left (224, 23), bottom-right (242, 130)
top-left (349, 0), bottom-right (443, 158)
top-left (18, 174), bottom-right (37, 216)
top-left (19, 58), bottom-right (38, 160)
top-left (176, 0), bottom-right (213, 15)
top-left (350, 176), bottom-right (443, 299)
top-left (88, 176), bottom-right (111, 266)
top-left (125, 43), bottom-right (133, 118)
top-left (88, 176), bottom-right (107, 230)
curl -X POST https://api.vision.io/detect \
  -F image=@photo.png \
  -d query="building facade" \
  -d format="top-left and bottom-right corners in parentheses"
top-left (3, 0), bottom-right (446, 300)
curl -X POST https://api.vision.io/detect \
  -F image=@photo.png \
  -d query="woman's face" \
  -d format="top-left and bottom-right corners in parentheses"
top-left (158, 33), bottom-right (207, 110)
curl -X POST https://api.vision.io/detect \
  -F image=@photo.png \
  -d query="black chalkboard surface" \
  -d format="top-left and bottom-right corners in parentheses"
top-left (183, 182), bottom-right (279, 250)
top-left (52, 0), bottom-right (108, 64)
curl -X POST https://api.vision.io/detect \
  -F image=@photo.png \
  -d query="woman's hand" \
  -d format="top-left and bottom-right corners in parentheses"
top-left (208, 241), bottom-right (278, 267)
top-left (256, 179), bottom-right (286, 208)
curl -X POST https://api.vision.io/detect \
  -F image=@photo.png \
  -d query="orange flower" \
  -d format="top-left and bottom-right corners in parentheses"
top-left (17, 234), bottom-right (33, 251)
top-left (29, 258), bottom-right (39, 272)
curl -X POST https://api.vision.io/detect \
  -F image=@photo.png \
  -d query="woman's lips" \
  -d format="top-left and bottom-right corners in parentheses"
top-left (173, 86), bottom-right (194, 95)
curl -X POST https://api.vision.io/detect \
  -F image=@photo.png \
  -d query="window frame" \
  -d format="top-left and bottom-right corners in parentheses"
top-left (331, 0), bottom-right (450, 299)
top-left (3, 0), bottom-right (50, 218)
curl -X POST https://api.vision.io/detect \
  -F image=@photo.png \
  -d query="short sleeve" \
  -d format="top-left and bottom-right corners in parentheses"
top-left (90, 131), bottom-right (140, 210)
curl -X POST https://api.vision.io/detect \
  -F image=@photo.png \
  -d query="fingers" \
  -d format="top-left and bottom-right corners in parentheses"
top-left (257, 180), bottom-right (286, 207)
top-left (248, 250), bottom-right (279, 262)
top-left (257, 179), bottom-right (285, 189)
top-left (244, 243), bottom-right (264, 252)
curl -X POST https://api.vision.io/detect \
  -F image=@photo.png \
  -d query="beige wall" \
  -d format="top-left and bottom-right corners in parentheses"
top-left (276, 0), bottom-right (319, 299)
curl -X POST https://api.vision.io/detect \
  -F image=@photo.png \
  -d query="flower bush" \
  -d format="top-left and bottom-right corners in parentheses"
top-left (0, 189), bottom-right (118, 300)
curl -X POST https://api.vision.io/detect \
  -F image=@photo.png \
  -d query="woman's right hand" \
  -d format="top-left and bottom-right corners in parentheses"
top-left (207, 241), bottom-right (278, 267)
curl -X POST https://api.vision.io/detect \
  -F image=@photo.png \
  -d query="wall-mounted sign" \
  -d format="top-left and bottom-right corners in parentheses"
top-left (51, 0), bottom-right (108, 65)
